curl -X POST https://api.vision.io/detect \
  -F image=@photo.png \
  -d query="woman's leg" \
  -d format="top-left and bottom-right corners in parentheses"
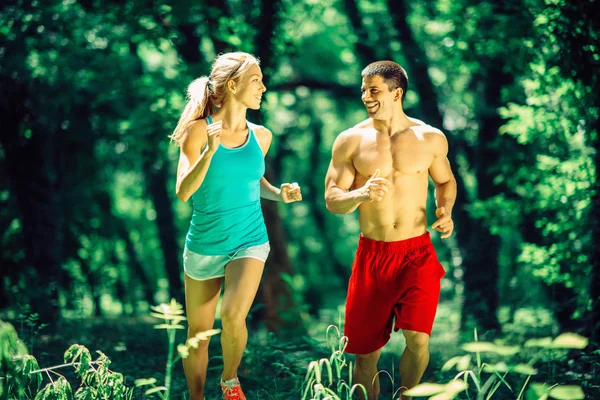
top-left (183, 274), bottom-right (223, 400)
top-left (219, 257), bottom-right (265, 380)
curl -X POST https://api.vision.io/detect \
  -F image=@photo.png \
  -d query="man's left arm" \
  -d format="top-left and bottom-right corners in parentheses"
top-left (428, 131), bottom-right (457, 239)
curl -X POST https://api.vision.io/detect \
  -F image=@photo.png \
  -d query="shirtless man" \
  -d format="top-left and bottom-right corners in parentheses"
top-left (325, 61), bottom-right (457, 399)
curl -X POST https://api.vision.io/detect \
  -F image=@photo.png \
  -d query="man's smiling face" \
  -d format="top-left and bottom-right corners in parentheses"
top-left (361, 75), bottom-right (401, 120)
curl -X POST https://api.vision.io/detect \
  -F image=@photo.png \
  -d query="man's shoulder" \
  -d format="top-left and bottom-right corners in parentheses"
top-left (339, 119), bottom-right (372, 139)
top-left (333, 121), bottom-right (371, 156)
top-left (409, 119), bottom-right (446, 141)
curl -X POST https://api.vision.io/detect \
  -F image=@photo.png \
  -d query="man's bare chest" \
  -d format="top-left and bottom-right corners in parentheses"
top-left (353, 136), bottom-right (434, 177)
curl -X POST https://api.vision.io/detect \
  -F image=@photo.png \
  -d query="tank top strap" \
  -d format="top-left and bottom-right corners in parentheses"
top-left (246, 121), bottom-right (262, 149)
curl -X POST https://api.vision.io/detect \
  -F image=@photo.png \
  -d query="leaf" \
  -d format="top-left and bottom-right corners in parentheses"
top-left (195, 328), bottom-right (221, 339)
top-left (460, 342), bottom-right (520, 355)
top-left (145, 386), bottom-right (168, 395)
top-left (551, 333), bottom-right (588, 349)
top-left (527, 383), bottom-right (550, 400)
top-left (457, 355), bottom-right (472, 371)
top-left (429, 393), bottom-right (456, 400)
top-left (411, 381), bottom-right (468, 399)
top-left (441, 356), bottom-right (462, 372)
top-left (74, 387), bottom-right (95, 400)
top-left (548, 385), bottom-right (585, 400)
top-left (494, 345), bottom-right (521, 356)
top-left (403, 383), bottom-right (447, 396)
top-left (446, 380), bottom-right (469, 394)
top-left (63, 344), bottom-right (83, 363)
top-left (482, 362), bottom-right (537, 376)
top-left (483, 362), bottom-right (509, 373)
top-left (461, 342), bottom-right (497, 352)
top-left (512, 364), bottom-right (538, 375)
top-left (177, 344), bottom-right (189, 359)
top-left (135, 378), bottom-right (157, 387)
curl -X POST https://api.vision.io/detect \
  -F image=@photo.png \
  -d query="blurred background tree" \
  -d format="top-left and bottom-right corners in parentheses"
top-left (1, 0), bottom-right (597, 342)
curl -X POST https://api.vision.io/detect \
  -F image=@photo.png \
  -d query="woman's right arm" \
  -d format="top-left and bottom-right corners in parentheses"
top-left (175, 119), bottom-right (220, 202)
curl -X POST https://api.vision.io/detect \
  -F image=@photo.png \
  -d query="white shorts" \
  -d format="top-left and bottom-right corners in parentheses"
top-left (183, 242), bottom-right (271, 281)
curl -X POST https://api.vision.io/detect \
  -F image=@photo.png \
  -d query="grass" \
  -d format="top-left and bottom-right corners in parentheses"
top-left (1, 301), bottom-right (599, 399)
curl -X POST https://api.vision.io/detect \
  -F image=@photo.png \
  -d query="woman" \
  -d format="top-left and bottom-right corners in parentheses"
top-left (170, 52), bottom-right (302, 400)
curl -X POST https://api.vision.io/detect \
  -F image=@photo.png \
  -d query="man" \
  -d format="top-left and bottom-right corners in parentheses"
top-left (324, 61), bottom-right (457, 400)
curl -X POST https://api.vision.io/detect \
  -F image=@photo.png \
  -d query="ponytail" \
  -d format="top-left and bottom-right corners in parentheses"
top-left (170, 52), bottom-right (259, 144)
top-left (170, 77), bottom-right (216, 144)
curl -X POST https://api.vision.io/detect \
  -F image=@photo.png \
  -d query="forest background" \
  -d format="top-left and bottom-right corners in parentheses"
top-left (1, 0), bottom-right (599, 398)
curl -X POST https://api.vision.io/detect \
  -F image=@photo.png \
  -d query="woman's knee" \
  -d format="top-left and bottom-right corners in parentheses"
top-left (403, 330), bottom-right (429, 352)
top-left (187, 327), bottom-right (212, 350)
top-left (220, 306), bottom-right (247, 331)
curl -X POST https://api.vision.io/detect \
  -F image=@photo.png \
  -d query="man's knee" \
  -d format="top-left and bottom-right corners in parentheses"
top-left (355, 351), bottom-right (380, 370)
top-left (403, 330), bottom-right (429, 352)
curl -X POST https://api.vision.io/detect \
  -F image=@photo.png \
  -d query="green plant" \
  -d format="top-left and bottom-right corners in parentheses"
top-left (0, 320), bottom-right (41, 399)
top-left (404, 330), bottom-right (589, 400)
top-left (302, 325), bottom-right (367, 400)
top-left (1, 320), bottom-right (134, 399)
top-left (135, 299), bottom-right (220, 400)
top-left (16, 305), bottom-right (48, 355)
top-left (31, 344), bottom-right (134, 399)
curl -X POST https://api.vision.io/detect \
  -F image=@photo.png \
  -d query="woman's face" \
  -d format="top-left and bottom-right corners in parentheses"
top-left (231, 63), bottom-right (266, 110)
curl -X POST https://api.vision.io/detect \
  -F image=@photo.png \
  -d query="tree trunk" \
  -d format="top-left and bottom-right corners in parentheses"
top-left (205, 0), bottom-right (231, 54)
top-left (119, 221), bottom-right (156, 308)
top-left (129, 41), bottom-right (186, 305)
top-left (0, 77), bottom-right (63, 321)
top-left (253, 0), bottom-right (305, 334)
top-left (307, 114), bottom-right (350, 283)
top-left (144, 159), bottom-right (184, 304)
top-left (342, 0), bottom-right (379, 66)
top-left (588, 113), bottom-right (600, 341)
top-left (459, 64), bottom-right (511, 333)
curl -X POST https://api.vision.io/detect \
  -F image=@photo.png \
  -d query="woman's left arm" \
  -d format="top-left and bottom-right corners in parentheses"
top-left (260, 177), bottom-right (282, 201)
top-left (255, 126), bottom-right (302, 203)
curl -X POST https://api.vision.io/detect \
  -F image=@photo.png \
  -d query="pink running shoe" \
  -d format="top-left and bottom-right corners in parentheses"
top-left (221, 378), bottom-right (247, 400)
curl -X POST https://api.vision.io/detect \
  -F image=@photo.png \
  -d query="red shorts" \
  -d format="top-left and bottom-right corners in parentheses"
top-left (344, 232), bottom-right (445, 354)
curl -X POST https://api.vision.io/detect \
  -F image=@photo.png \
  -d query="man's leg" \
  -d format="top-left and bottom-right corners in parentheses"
top-left (220, 257), bottom-right (265, 380)
top-left (399, 330), bottom-right (430, 400)
top-left (183, 274), bottom-right (223, 400)
top-left (355, 348), bottom-right (382, 400)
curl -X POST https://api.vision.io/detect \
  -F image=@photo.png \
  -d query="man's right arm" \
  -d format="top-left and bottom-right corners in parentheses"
top-left (324, 132), bottom-right (368, 214)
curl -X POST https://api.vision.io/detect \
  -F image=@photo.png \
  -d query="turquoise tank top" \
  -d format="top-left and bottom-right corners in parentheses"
top-left (185, 115), bottom-right (268, 255)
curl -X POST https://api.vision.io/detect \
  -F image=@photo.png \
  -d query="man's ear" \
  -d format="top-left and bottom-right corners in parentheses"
top-left (394, 88), bottom-right (403, 102)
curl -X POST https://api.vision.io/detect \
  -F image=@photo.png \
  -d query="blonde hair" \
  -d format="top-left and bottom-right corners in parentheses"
top-left (170, 52), bottom-right (260, 144)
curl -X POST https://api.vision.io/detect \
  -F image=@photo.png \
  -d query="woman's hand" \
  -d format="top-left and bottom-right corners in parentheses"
top-left (206, 120), bottom-right (222, 153)
top-left (280, 182), bottom-right (302, 203)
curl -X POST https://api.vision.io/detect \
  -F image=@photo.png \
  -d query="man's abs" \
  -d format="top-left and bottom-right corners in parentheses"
top-left (356, 174), bottom-right (429, 242)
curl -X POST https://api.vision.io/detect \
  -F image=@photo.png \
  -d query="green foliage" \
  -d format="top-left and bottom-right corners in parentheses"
top-left (302, 325), bottom-right (367, 400)
top-left (0, 321), bottom-right (133, 400)
top-left (16, 305), bottom-right (48, 354)
top-left (1, 3), bottom-right (598, 396)
top-left (135, 299), bottom-right (220, 399)
top-left (0, 320), bottom-right (40, 399)
top-left (496, 21), bottom-right (597, 323)
top-left (409, 329), bottom-right (592, 399)
top-left (33, 377), bottom-right (72, 400)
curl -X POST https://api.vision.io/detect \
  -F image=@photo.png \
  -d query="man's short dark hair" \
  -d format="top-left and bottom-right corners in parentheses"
top-left (362, 61), bottom-right (408, 103)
